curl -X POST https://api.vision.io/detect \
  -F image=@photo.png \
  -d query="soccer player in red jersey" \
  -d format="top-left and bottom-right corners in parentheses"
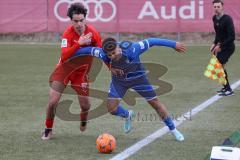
top-left (41, 3), bottom-right (102, 140)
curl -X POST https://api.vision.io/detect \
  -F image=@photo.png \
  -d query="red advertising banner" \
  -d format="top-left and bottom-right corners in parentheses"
top-left (0, 0), bottom-right (48, 33)
top-left (0, 0), bottom-right (239, 33)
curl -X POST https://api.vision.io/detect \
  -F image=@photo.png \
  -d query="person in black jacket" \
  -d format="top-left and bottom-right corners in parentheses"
top-left (210, 0), bottom-right (235, 96)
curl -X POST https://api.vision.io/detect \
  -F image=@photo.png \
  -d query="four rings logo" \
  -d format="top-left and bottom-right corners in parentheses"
top-left (54, 0), bottom-right (117, 22)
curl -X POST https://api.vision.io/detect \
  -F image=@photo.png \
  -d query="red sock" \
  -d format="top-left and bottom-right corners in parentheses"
top-left (45, 119), bottom-right (54, 129)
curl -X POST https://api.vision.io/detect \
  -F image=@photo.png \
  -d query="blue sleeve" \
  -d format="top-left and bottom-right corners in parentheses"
top-left (71, 47), bottom-right (110, 63)
top-left (131, 38), bottom-right (176, 57)
top-left (147, 38), bottom-right (176, 48)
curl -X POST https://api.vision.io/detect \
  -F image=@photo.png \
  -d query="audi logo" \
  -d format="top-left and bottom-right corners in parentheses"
top-left (54, 0), bottom-right (117, 22)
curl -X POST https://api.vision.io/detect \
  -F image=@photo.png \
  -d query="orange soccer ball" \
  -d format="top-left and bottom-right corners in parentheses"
top-left (96, 133), bottom-right (116, 153)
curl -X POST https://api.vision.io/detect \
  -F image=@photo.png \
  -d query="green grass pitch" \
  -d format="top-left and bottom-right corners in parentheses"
top-left (0, 43), bottom-right (240, 160)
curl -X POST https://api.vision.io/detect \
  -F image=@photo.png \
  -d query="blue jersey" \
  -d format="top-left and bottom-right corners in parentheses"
top-left (72, 38), bottom-right (176, 81)
top-left (72, 38), bottom-right (176, 100)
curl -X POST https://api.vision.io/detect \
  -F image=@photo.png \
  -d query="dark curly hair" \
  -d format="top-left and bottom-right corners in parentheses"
top-left (212, 0), bottom-right (224, 5)
top-left (67, 3), bottom-right (88, 19)
top-left (102, 38), bottom-right (117, 53)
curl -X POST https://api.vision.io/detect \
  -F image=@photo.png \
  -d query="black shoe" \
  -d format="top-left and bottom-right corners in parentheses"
top-left (80, 121), bottom-right (87, 132)
top-left (217, 88), bottom-right (226, 93)
top-left (218, 90), bottom-right (234, 96)
top-left (41, 128), bottom-right (53, 140)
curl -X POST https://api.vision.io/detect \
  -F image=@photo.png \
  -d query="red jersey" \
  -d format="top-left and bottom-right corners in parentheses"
top-left (58, 25), bottom-right (102, 74)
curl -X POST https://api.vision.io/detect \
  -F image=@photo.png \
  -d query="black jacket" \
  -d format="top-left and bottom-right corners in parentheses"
top-left (212, 14), bottom-right (235, 49)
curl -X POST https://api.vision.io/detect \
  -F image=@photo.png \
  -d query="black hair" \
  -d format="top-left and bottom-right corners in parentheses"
top-left (212, 0), bottom-right (224, 5)
top-left (67, 3), bottom-right (87, 19)
top-left (102, 38), bottom-right (117, 53)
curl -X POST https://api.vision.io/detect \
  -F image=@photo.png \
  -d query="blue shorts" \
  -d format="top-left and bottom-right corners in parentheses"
top-left (108, 76), bottom-right (157, 101)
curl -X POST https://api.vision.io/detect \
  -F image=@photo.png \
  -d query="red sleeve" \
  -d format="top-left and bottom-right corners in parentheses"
top-left (60, 38), bottom-right (80, 62)
top-left (93, 30), bottom-right (102, 47)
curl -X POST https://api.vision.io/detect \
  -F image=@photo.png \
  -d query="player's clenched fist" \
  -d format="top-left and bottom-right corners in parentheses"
top-left (175, 42), bottom-right (186, 53)
top-left (78, 32), bottom-right (92, 46)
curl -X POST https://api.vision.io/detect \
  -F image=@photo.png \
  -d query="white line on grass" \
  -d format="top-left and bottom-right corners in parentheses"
top-left (110, 80), bottom-right (240, 160)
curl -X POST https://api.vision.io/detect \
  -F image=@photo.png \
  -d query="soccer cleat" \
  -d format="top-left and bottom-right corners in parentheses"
top-left (80, 111), bottom-right (88, 132)
top-left (41, 128), bottom-right (53, 140)
top-left (124, 110), bottom-right (135, 133)
top-left (217, 88), bottom-right (226, 93)
top-left (80, 121), bottom-right (87, 132)
top-left (218, 90), bottom-right (234, 96)
top-left (171, 129), bottom-right (184, 142)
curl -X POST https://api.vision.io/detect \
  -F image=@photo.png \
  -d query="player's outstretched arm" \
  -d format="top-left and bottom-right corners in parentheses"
top-left (71, 46), bottom-right (122, 75)
top-left (74, 46), bottom-right (95, 56)
top-left (147, 38), bottom-right (186, 53)
top-left (147, 38), bottom-right (176, 48)
top-left (133, 38), bottom-right (186, 57)
top-left (71, 47), bottom-right (110, 63)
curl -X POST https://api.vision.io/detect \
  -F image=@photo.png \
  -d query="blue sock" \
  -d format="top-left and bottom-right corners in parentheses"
top-left (163, 116), bottom-right (175, 130)
top-left (111, 104), bottom-right (129, 118)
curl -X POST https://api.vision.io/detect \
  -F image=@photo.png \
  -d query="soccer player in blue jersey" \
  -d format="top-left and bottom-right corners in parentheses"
top-left (72, 37), bottom-right (186, 141)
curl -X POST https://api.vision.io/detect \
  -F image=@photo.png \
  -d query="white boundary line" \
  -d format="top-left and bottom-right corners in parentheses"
top-left (110, 80), bottom-right (240, 160)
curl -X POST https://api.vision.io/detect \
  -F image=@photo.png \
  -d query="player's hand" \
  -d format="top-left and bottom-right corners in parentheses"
top-left (175, 42), bottom-right (186, 53)
top-left (210, 44), bottom-right (216, 52)
top-left (110, 68), bottom-right (124, 76)
top-left (77, 32), bottom-right (92, 46)
top-left (212, 44), bottom-right (221, 55)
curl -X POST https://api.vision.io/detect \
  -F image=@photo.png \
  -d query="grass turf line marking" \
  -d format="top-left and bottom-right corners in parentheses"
top-left (110, 80), bottom-right (240, 160)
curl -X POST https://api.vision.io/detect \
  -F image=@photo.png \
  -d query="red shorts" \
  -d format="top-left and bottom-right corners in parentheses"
top-left (49, 63), bottom-right (89, 96)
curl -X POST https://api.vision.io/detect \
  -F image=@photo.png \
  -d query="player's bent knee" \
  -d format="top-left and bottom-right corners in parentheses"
top-left (109, 110), bottom-right (116, 115)
top-left (81, 104), bottom-right (90, 111)
top-left (107, 105), bottom-right (117, 114)
top-left (48, 100), bottom-right (58, 109)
